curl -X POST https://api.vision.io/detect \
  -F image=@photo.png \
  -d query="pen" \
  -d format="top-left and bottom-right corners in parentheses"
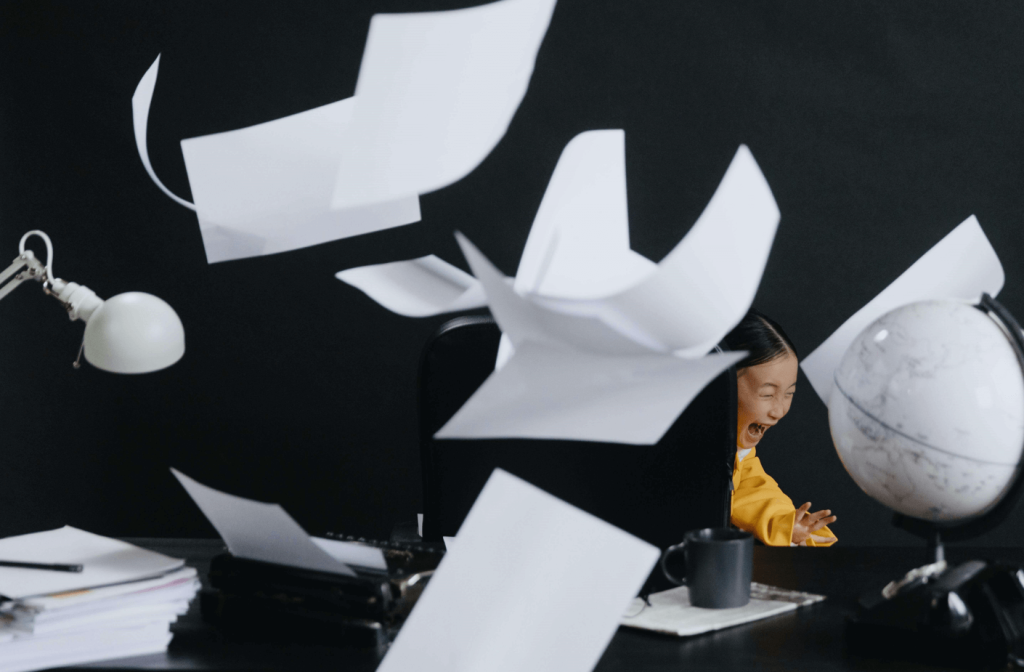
top-left (0, 560), bottom-right (83, 573)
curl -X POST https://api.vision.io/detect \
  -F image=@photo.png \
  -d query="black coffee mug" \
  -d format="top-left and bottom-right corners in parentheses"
top-left (660, 528), bottom-right (754, 608)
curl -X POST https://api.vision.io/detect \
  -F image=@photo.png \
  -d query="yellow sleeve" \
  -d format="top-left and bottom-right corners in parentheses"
top-left (730, 449), bottom-right (837, 547)
top-left (803, 523), bottom-right (838, 547)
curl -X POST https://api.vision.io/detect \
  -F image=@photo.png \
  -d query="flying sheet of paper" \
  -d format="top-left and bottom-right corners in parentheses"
top-left (132, 56), bottom-right (421, 264)
top-left (801, 215), bottom-right (1004, 405)
top-left (436, 339), bottom-right (745, 443)
top-left (0, 527), bottom-right (184, 600)
top-left (171, 469), bottom-right (385, 574)
top-left (336, 255), bottom-right (485, 317)
top-left (528, 144), bottom-right (780, 358)
top-left (376, 469), bottom-right (659, 672)
top-left (331, 0), bottom-right (557, 210)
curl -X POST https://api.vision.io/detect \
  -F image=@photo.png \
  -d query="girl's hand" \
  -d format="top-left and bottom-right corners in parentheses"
top-left (792, 502), bottom-right (837, 545)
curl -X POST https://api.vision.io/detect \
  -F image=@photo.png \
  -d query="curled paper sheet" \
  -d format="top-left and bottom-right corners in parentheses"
top-left (131, 55), bottom-right (195, 212)
top-left (132, 57), bottom-right (420, 264)
top-left (455, 144), bottom-right (779, 358)
top-left (801, 215), bottom-right (1004, 405)
top-left (336, 255), bottom-right (486, 317)
top-left (377, 469), bottom-right (659, 672)
top-left (530, 144), bottom-right (780, 358)
top-left (331, 0), bottom-right (558, 210)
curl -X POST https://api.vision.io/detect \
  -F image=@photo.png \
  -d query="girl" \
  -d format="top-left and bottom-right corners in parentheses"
top-left (723, 310), bottom-right (837, 547)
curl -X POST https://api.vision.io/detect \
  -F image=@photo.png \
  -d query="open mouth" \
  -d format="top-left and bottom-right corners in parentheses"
top-left (747, 423), bottom-right (768, 439)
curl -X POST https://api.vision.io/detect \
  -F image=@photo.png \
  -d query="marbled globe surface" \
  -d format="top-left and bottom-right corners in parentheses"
top-left (829, 299), bottom-right (1024, 522)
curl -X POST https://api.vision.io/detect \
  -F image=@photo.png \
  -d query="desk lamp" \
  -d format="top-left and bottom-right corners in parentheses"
top-left (0, 230), bottom-right (184, 373)
top-left (830, 294), bottom-right (1024, 667)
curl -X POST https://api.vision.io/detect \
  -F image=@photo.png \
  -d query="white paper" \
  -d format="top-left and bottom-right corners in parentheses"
top-left (621, 583), bottom-right (825, 637)
top-left (0, 622), bottom-right (172, 672)
top-left (331, 0), bottom-right (557, 209)
top-left (336, 255), bottom-right (485, 317)
top-left (15, 567), bottom-right (197, 613)
top-left (801, 215), bottom-right (1004, 404)
top-left (437, 340), bottom-right (744, 443)
top-left (171, 469), bottom-right (358, 575)
top-left (377, 469), bottom-right (659, 672)
top-left (310, 537), bottom-right (388, 572)
top-left (131, 55), bottom-right (196, 211)
top-left (13, 603), bottom-right (184, 635)
top-left (0, 527), bottom-right (184, 601)
top-left (133, 56), bottom-right (421, 264)
top-left (17, 586), bottom-right (196, 629)
top-left (527, 144), bottom-right (780, 357)
top-left (442, 536), bottom-right (456, 550)
top-left (16, 573), bottom-right (199, 624)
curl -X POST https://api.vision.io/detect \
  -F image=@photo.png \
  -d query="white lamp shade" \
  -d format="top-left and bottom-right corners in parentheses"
top-left (83, 292), bottom-right (185, 374)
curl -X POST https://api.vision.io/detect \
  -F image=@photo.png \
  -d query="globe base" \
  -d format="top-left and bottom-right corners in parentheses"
top-left (847, 559), bottom-right (1024, 669)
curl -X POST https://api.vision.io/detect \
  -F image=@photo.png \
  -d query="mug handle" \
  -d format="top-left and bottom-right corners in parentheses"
top-left (660, 540), bottom-right (687, 586)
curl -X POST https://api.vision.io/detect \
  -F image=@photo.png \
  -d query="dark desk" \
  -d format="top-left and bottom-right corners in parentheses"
top-left (72, 540), bottom-right (1024, 671)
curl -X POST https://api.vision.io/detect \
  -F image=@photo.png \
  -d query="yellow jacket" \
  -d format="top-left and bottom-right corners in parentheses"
top-left (730, 447), bottom-right (836, 547)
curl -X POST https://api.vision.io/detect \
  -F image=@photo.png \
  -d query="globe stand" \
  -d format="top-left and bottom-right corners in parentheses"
top-left (847, 294), bottom-right (1024, 669)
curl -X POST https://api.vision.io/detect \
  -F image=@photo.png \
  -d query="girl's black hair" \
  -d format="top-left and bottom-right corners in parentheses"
top-left (721, 308), bottom-right (798, 370)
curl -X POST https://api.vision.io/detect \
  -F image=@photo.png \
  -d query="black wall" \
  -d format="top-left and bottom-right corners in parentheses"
top-left (1, 1), bottom-right (1022, 547)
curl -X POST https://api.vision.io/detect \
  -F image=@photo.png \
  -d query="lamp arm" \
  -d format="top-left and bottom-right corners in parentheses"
top-left (0, 231), bottom-right (104, 323)
top-left (0, 251), bottom-right (47, 302)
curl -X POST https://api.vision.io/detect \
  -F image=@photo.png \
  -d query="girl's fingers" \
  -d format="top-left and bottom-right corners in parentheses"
top-left (808, 509), bottom-right (832, 524)
top-left (811, 516), bottom-right (837, 532)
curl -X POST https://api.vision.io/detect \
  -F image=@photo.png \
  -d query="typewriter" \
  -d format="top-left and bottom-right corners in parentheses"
top-left (200, 533), bottom-right (445, 649)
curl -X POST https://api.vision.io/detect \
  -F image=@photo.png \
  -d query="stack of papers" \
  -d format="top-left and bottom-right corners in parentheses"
top-left (621, 582), bottom-right (824, 637)
top-left (0, 527), bottom-right (200, 672)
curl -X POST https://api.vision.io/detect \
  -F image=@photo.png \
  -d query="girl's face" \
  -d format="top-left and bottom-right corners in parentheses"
top-left (735, 353), bottom-right (798, 449)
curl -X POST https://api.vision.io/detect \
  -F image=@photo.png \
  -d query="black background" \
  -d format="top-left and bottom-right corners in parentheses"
top-left (1, 0), bottom-right (1022, 547)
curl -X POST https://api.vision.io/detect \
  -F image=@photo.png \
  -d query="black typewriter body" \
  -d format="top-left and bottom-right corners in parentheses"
top-left (200, 535), bottom-right (445, 649)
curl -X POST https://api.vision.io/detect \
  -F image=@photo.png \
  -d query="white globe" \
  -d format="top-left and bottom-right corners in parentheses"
top-left (829, 299), bottom-right (1024, 523)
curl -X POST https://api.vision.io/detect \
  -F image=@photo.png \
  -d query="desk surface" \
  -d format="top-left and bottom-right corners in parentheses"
top-left (70, 540), bottom-right (1024, 672)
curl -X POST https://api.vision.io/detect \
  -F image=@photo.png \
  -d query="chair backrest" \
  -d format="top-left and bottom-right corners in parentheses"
top-left (418, 316), bottom-right (738, 560)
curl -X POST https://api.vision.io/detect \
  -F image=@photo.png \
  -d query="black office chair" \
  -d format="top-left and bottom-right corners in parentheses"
top-left (417, 315), bottom-right (738, 589)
